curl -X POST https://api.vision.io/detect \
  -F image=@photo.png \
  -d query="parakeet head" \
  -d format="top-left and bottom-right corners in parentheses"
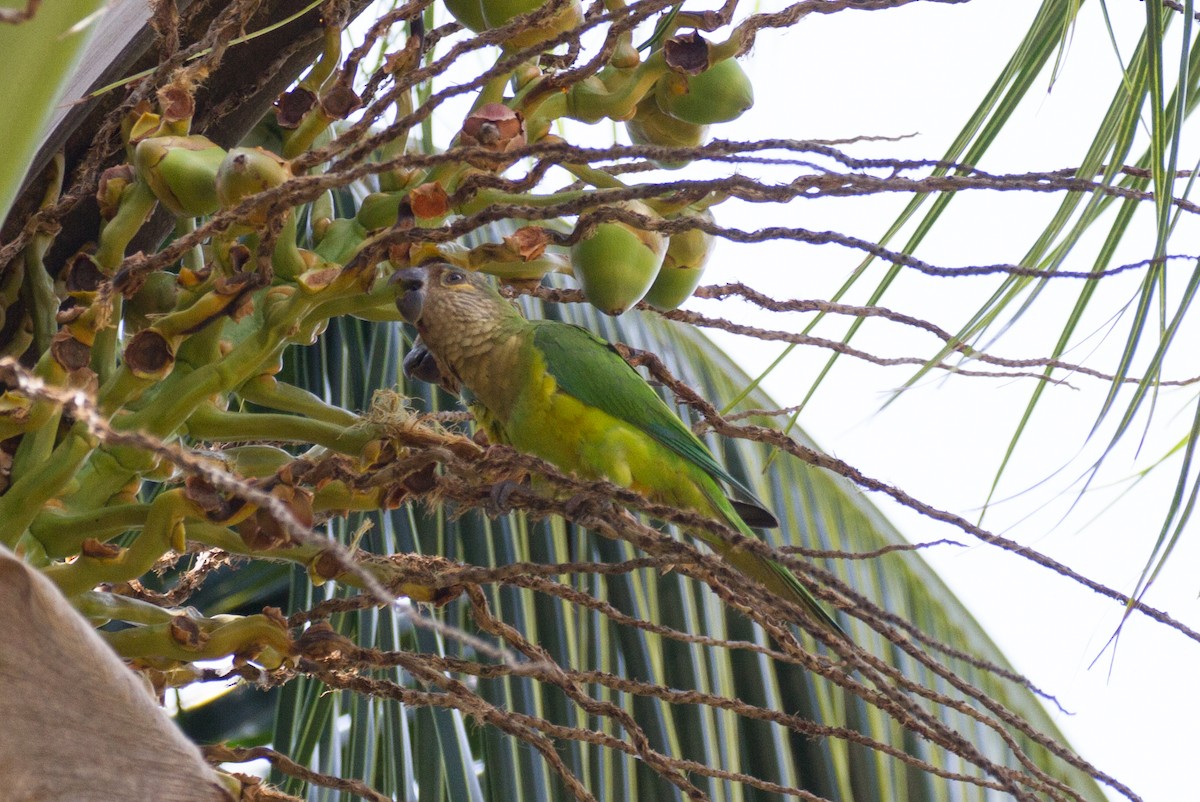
top-left (393, 262), bottom-right (508, 327)
top-left (394, 262), bottom-right (526, 400)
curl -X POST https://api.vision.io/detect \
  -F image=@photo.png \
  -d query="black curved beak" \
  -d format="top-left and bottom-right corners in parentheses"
top-left (392, 266), bottom-right (427, 324)
top-left (402, 336), bottom-right (442, 383)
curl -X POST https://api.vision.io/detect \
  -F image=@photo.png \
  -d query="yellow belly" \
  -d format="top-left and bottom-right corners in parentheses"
top-left (501, 371), bottom-right (711, 515)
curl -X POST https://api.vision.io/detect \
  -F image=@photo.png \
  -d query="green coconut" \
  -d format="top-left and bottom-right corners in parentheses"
top-left (214, 147), bottom-right (290, 226)
top-left (654, 57), bottom-right (754, 125)
top-left (481, 0), bottom-right (582, 50)
top-left (443, 0), bottom-right (487, 32)
top-left (571, 201), bottom-right (667, 315)
top-left (643, 212), bottom-right (714, 310)
top-left (134, 135), bottom-right (226, 217)
top-left (625, 96), bottom-right (708, 169)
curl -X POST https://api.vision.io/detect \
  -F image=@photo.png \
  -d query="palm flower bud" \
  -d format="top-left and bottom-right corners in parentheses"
top-left (444, 0), bottom-right (487, 32)
top-left (655, 57), bottom-right (755, 125)
top-left (133, 135), bottom-right (227, 217)
top-left (460, 103), bottom-right (526, 153)
top-left (274, 87), bottom-right (316, 129)
top-left (482, 0), bottom-right (582, 50)
top-left (157, 83), bottom-right (195, 130)
top-left (643, 211), bottom-right (714, 310)
top-left (214, 147), bottom-right (291, 226)
top-left (571, 200), bottom-right (667, 315)
top-left (96, 165), bottom-right (135, 221)
top-left (625, 96), bottom-right (708, 169)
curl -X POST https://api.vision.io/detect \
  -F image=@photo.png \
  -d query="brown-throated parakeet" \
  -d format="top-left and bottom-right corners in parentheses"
top-left (395, 263), bottom-right (842, 634)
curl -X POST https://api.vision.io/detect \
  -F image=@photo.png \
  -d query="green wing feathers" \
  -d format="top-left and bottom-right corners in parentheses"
top-left (532, 321), bottom-right (842, 634)
top-left (531, 322), bottom-right (777, 526)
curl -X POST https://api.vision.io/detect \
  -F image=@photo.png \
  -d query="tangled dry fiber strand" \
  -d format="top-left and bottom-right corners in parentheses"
top-left (0, 0), bottom-right (1187, 800)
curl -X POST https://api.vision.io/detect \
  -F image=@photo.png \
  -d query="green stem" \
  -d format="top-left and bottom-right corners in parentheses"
top-left (94, 180), bottom-right (157, 269)
top-left (237, 374), bottom-right (360, 426)
top-left (298, 22), bottom-right (341, 94)
top-left (188, 521), bottom-right (447, 603)
top-left (76, 589), bottom-right (180, 626)
top-left (67, 279), bottom-right (364, 512)
top-left (454, 185), bottom-right (595, 217)
top-left (558, 160), bottom-right (629, 190)
top-left (44, 488), bottom-right (192, 597)
top-left (176, 216), bottom-right (205, 272)
top-left (272, 210), bottom-right (307, 279)
top-left (31, 503), bottom-right (149, 558)
top-left (524, 53), bottom-right (666, 127)
top-left (186, 403), bottom-right (375, 455)
top-left (100, 612), bottom-right (291, 666)
top-left (0, 423), bottom-right (96, 547)
top-left (91, 295), bottom-right (123, 385)
top-left (21, 239), bottom-right (57, 355)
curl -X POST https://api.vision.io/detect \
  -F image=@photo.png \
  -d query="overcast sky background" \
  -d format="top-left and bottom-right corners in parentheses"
top-left (686, 2), bottom-right (1200, 801)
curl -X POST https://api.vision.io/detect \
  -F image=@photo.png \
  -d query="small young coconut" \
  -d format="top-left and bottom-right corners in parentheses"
top-left (214, 147), bottom-right (291, 226)
top-left (571, 200), bottom-right (667, 315)
top-left (482, 0), bottom-right (583, 50)
top-left (625, 96), bottom-right (708, 169)
top-left (643, 211), bottom-right (714, 310)
top-left (655, 57), bottom-right (755, 126)
top-left (133, 135), bottom-right (227, 217)
top-left (443, 0), bottom-right (487, 32)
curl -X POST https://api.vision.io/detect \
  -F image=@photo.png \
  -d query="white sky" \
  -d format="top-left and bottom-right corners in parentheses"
top-left (693, 2), bottom-right (1199, 801)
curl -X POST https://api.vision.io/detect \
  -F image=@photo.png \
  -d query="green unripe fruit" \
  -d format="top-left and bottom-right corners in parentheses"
top-left (444, 0), bottom-right (487, 32)
top-left (134, 135), bottom-right (227, 217)
top-left (482, 0), bottom-right (582, 50)
top-left (124, 271), bottom-right (180, 331)
top-left (654, 58), bottom-right (754, 125)
top-left (625, 96), bottom-right (708, 169)
top-left (643, 212), bottom-right (714, 310)
top-left (356, 191), bottom-right (405, 230)
top-left (215, 147), bottom-right (290, 225)
top-left (571, 201), bottom-right (667, 316)
top-left (314, 218), bottom-right (368, 264)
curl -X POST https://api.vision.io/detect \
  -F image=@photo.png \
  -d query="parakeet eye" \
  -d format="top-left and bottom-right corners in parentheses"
top-left (443, 270), bottom-right (467, 285)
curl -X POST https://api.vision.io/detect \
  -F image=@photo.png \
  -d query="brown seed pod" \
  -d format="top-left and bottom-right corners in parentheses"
top-left (274, 87), bottom-right (317, 128)
top-left (460, 103), bottom-right (526, 153)
top-left (50, 330), bottom-right (91, 372)
top-left (123, 328), bottom-right (175, 379)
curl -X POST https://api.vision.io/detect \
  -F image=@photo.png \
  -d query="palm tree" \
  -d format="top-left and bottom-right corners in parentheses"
top-left (0, 1), bottom-right (1181, 800)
